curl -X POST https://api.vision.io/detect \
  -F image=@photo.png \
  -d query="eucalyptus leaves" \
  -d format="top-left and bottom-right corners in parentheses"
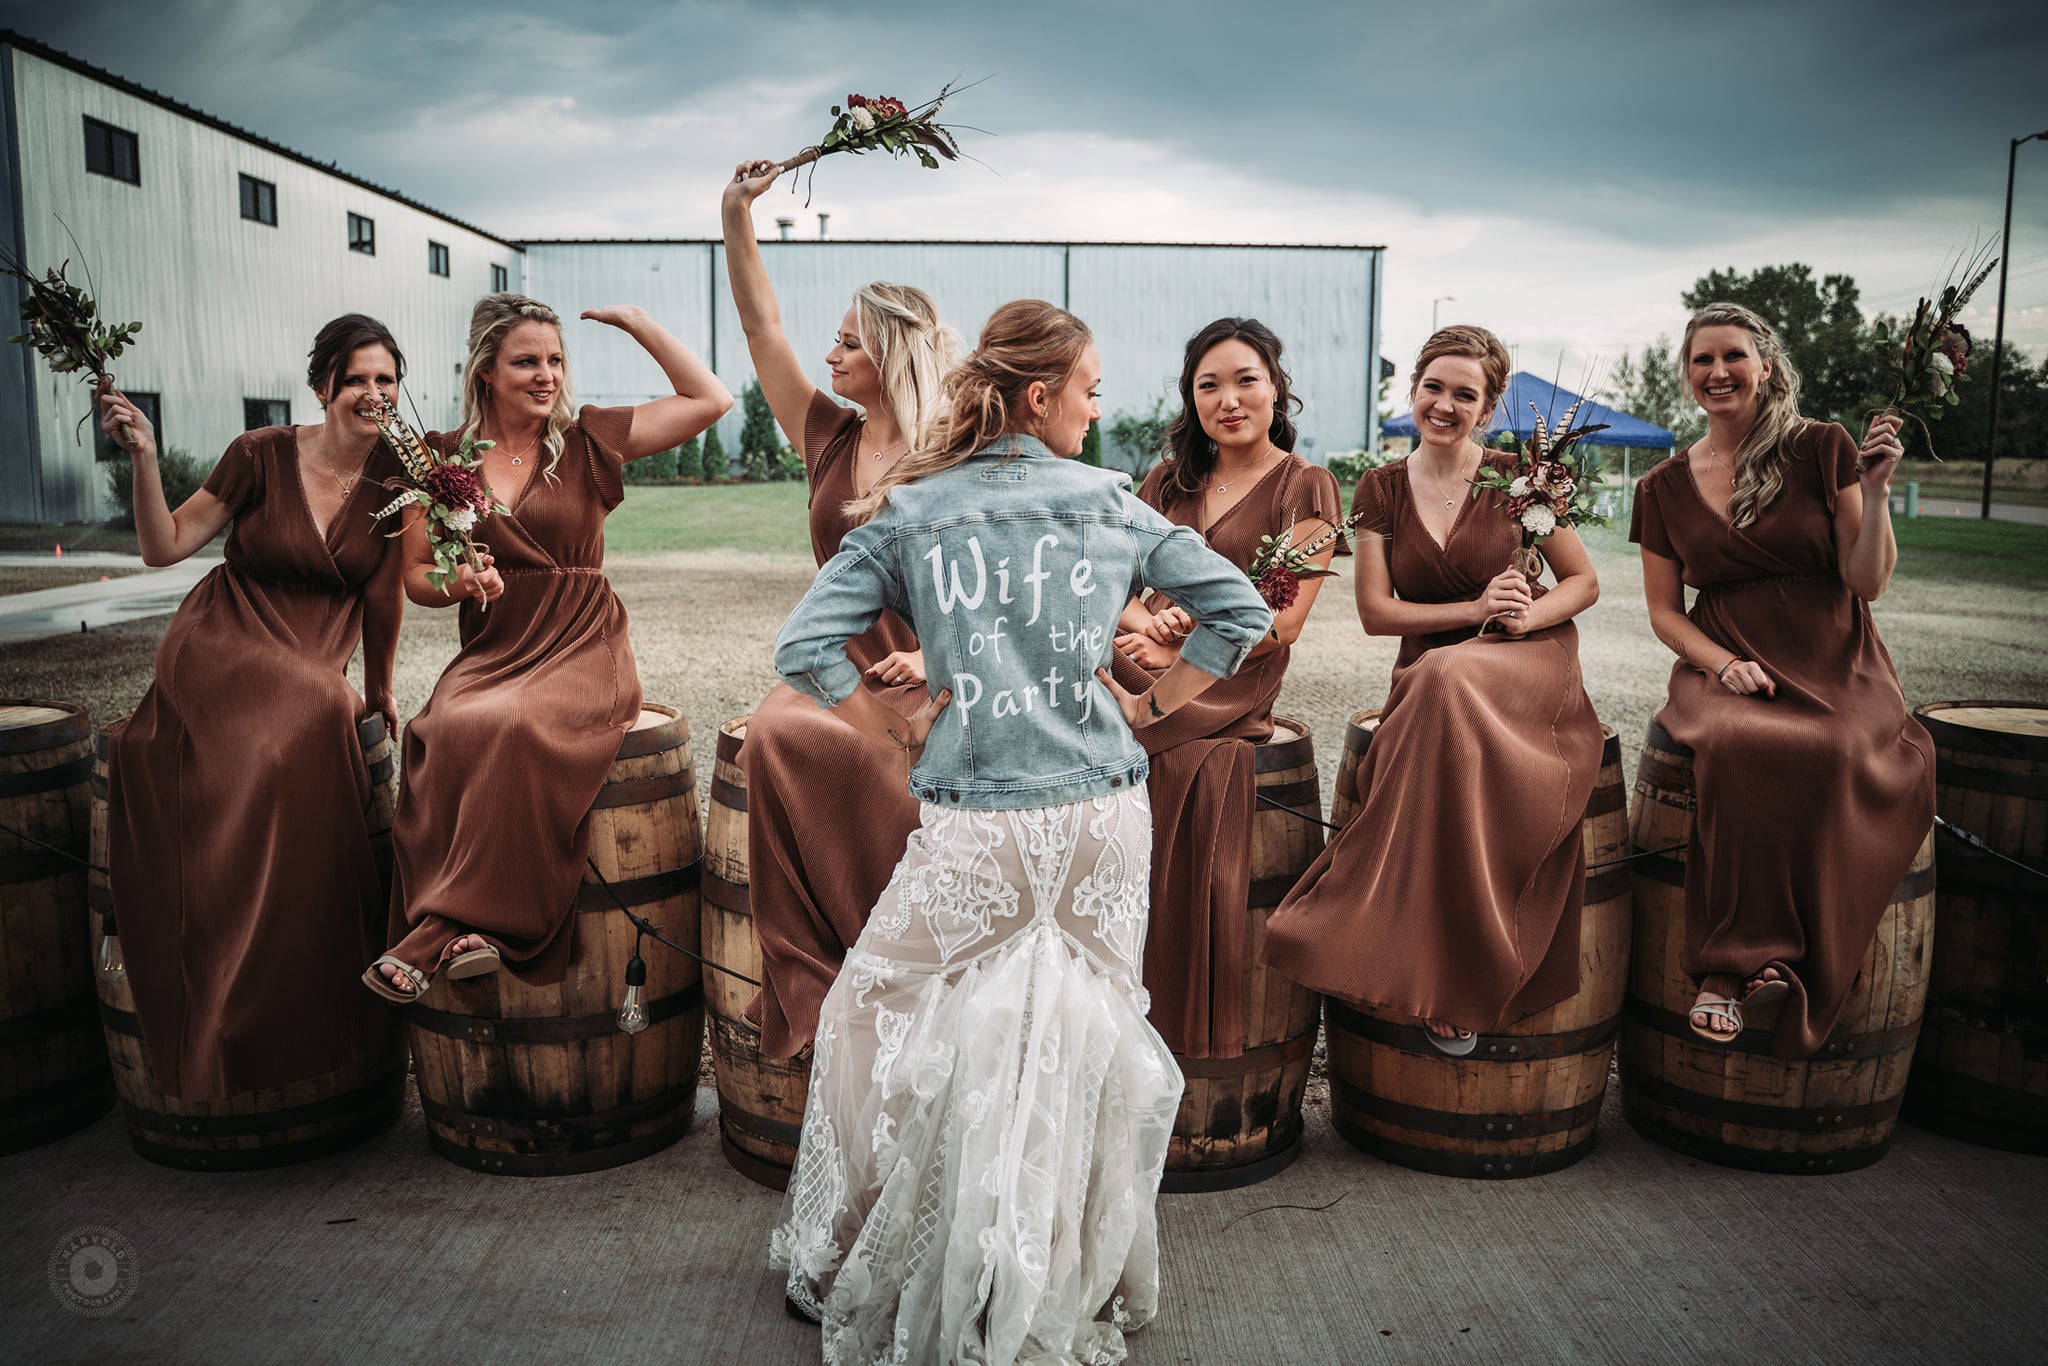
top-left (3, 251), bottom-right (143, 443)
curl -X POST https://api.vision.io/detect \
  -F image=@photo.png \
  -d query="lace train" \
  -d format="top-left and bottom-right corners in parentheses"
top-left (770, 789), bottom-right (1183, 1365)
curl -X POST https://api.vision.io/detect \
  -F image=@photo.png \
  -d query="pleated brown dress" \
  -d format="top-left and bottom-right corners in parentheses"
top-left (1107, 455), bottom-right (1347, 1057)
top-left (386, 407), bottom-right (644, 984)
top-left (1629, 420), bottom-right (1935, 1057)
top-left (1263, 457), bottom-right (1604, 1032)
top-left (108, 427), bottom-right (403, 1098)
top-left (741, 391), bottom-right (925, 1058)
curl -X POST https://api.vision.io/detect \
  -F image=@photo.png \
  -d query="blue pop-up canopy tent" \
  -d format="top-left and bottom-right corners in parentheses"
top-left (1383, 371), bottom-right (1674, 449)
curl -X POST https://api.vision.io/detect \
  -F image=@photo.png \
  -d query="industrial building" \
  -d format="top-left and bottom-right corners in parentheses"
top-left (1, 30), bottom-right (1382, 523)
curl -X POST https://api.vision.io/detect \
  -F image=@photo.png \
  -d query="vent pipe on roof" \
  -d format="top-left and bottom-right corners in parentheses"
top-left (775, 217), bottom-right (795, 241)
top-left (817, 213), bottom-right (830, 241)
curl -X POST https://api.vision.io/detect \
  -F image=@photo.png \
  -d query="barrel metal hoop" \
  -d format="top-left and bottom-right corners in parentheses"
top-left (1331, 1108), bottom-right (1596, 1179)
top-left (1914, 702), bottom-right (2048, 760)
top-left (123, 1070), bottom-right (407, 1138)
top-left (1173, 1028), bottom-right (1316, 1079)
top-left (1620, 997), bottom-right (1922, 1059)
top-left (590, 767), bottom-right (697, 810)
top-left (1622, 1065), bottom-right (1904, 1131)
top-left (0, 706), bottom-right (89, 754)
top-left (1930, 845), bottom-right (2046, 898)
top-left (98, 1001), bottom-right (144, 1038)
top-left (0, 993), bottom-right (101, 1046)
top-left (0, 754), bottom-right (91, 797)
top-left (1623, 1104), bottom-right (1894, 1174)
top-left (1582, 867), bottom-right (1633, 904)
top-left (1933, 759), bottom-right (2048, 800)
top-left (702, 869), bottom-right (753, 917)
top-left (419, 1083), bottom-right (691, 1142)
top-left (424, 1109), bottom-right (693, 1177)
top-left (1247, 874), bottom-right (1307, 909)
top-left (711, 776), bottom-right (749, 814)
top-left (366, 757), bottom-right (396, 787)
top-left (1330, 1074), bottom-right (1604, 1139)
top-left (718, 1104), bottom-right (804, 1150)
top-left (1253, 724), bottom-right (1314, 773)
top-left (0, 848), bottom-right (83, 885)
top-left (1257, 779), bottom-right (1319, 812)
top-left (405, 981), bottom-right (703, 1045)
top-left (616, 721), bottom-right (689, 762)
top-left (1583, 783), bottom-right (1626, 819)
top-left (1327, 998), bottom-right (1619, 1061)
top-left (574, 864), bottom-right (699, 913)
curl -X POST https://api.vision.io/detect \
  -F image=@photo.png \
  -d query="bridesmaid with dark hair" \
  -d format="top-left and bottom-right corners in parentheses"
top-left (1264, 324), bottom-right (1604, 1053)
top-left (94, 316), bottom-right (407, 1098)
top-left (720, 157), bottom-right (962, 1057)
top-left (1630, 302), bottom-right (1931, 1052)
top-left (1109, 317), bottom-right (1347, 1058)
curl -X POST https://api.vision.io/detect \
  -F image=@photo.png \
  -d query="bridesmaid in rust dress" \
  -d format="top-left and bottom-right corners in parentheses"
top-left (719, 157), bottom-right (961, 1056)
top-left (95, 316), bottom-right (406, 1097)
top-left (366, 294), bottom-right (730, 999)
top-left (1264, 325), bottom-right (1604, 1053)
top-left (1630, 301), bottom-right (1931, 1054)
top-left (1108, 317), bottom-right (1347, 1058)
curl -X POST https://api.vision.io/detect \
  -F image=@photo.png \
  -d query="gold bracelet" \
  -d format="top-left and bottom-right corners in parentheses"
top-left (1715, 656), bottom-right (1744, 681)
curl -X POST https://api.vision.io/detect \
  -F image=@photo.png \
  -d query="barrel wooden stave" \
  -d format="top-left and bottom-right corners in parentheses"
top-left (409, 704), bottom-right (705, 1176)
top-left (1162, 718), bottom-right (1323, 1192)
top-left (702, 716), bottom-right (813, 1191)
top-left (88, 714), bottom-right (405, 1169)
top-left (1903, 701), bottom-right (2048, 1153)
top-left (1325, 722), bottom-right (1631, 1178)
top-left (1619, 719), bottom-right (1936, 1174)
top-left (0, 701), bottom-right (113, 1154)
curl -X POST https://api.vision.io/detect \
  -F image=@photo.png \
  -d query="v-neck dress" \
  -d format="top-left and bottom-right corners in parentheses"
top-left (739, 390), bottom-right (925, 1057)
top-left (385, 407), bottom-right (644, 983)
top-left (1629, 420), bottom-right (1934, 1057)
top-left (1263, 457), bottom-right (1604, 1032)
top-left (1106, 454), bottom-right (1347, 1057)
top-left (107, 426), bottom-right (403, 1098)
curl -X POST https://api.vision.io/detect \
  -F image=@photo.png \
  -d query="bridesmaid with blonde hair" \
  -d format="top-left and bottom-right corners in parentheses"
top-left (720, 157), bottom-right (962, 1057)
top-left (366, 293), bottom-right (729, 998)
top-left (1630, 302), bottom-right (1930, 1050)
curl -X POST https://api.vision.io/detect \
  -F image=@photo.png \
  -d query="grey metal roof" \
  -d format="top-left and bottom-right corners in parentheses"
top-left (524, 238), bottom-right (1388, 251)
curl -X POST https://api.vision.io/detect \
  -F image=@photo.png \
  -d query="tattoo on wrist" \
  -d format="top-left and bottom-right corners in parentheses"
top-left (1147, 695), bottom-right (1166, 721)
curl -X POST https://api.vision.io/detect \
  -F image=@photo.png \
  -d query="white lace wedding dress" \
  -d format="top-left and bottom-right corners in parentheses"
top-left (770, 787), bottom-right (1184, 1365)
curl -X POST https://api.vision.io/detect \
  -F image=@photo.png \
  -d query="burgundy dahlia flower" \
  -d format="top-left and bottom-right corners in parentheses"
top-left (1256, 564), bottom-right (1300, 613)
top-left (424, 462), bottom-right (488, 511)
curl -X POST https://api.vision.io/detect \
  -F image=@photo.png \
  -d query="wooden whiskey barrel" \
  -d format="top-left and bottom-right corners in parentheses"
top-left (1161, 717), bottom-right (1324, 1192)
top-left (1904, 702), bottom-right (2048, 1153)
top-left (407, 705), bottom-right (705, 1176)
top-left (89, 713), bottom-right (405, 1169)
top-left (1327, 707), bottom-right (1378, 831)
top-left (702, 715), bottom-right (813, 1191)
top-left (1324, 720), bottom-right (1631, 1178)
top-left (0, 701), bottom-right (111, 1154)
top-left (1619, 718), bottom-right (1935, 1174)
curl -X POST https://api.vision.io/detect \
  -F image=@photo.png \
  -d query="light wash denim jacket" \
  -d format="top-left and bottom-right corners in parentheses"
top-left (775, 435), bottom-right (1274, 810)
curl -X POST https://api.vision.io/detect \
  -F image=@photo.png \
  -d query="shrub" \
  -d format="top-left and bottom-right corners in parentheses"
top-left (1078, 418), bottom-right (1102, 467)
top-left (623, 444), bottom-right (680, 484)
top-left (738, 380), bottom-right (784, 478)
top-left (674, 435), bottom-right (703, 482)
top-left (702, 424), bottom-right (727, 481)
top-left (103, 447), bottom-right (209, 529)
top-left (775, 445), bottom-right (805, 481)
top-left (1105, 398), bottom-right (1172, 479)
top-left (1325, 448), bottom-right (1398, 486)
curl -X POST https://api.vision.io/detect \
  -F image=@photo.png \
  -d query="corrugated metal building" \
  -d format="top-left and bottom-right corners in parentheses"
top-left (526, 238), bottom-right (1382, 470)
top-left (0, 32), bottom-right (523, 522)
top-left (1, 30), bottom-right (1383, 522)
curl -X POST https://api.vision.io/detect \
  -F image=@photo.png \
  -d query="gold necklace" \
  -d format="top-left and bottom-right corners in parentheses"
top-left (494, 430), bottom-right (541, 467)
top-left (1416, 451), bottom-right (1471, 509)
top-left (304, 435), bottom-right (364, 496)
top-left (867, 437), bottom-right (906, 462)
top-left (1210, 444), bottom-right (1279, 496)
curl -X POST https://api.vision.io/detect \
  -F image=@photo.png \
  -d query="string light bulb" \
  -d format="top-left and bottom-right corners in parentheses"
top-left (617, 950), bottom-right (649, 1035)
top-left (97, 912), bottom-right (126, 982)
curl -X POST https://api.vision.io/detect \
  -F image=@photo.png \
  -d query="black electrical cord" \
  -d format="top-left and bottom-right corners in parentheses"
top-left (583, 855), bottom-right (761, 987)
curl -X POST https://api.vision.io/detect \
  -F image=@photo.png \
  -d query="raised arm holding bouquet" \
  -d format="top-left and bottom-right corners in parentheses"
top-left (1871, 247), bottom-right (1997, 461)
top-left (759, 84), bottom-right (969, 200)
top-left (3, 249), bottom-right (142, 444)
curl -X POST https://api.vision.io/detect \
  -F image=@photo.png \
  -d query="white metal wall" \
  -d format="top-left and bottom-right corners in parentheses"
top-left (526, 241), bottom-right (1381, 468)
top-left (5, 46), bottom-right (523, 521)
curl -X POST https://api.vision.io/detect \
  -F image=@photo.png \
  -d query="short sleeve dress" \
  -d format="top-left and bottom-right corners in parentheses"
top-left (108, 427), bottom-right (403, 1098)
top-left (385, 406), bottom-right (645, 983)
top-left (738, 390), bottom-right (925, 1057)
top-left (1263, 458), bottom-right (1605, 1032)
top-left (1106, 454), bottom-right (1347, 1057)
top-left (1628, 421), bottom-right (1935, 1057)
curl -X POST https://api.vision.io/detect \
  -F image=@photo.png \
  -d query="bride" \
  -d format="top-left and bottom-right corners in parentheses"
top-left (767, 299), bottom-right (1273, 1363)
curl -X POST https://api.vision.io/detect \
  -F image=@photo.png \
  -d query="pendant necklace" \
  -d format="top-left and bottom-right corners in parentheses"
top-left (498, 431), bottom-right (540, 467)
top-left (1211, 445), bottom-right (1278, 496)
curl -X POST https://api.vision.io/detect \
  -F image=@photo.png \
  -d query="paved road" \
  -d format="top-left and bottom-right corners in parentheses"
top-left (1906, 496), bottom-right (2048, 525)
top-left (0, 558), bottom-right (218, 644)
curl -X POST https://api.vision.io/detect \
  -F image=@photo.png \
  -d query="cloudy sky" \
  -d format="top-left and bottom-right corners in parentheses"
top-left (8, 0), bottom-right (2047, 388)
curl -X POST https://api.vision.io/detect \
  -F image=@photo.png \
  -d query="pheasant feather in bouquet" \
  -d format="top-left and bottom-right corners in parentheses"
top-left (1872, 246), bottom-right (1997, 460)
top-left (1472, 397), bottom-right (1608, 598)
top-left (364, 396), bottom-right (509, 610)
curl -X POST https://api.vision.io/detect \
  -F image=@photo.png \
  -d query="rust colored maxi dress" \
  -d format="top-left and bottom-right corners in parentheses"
top-left (1263, 458), bottom-right (1604, 1032)
top-left (1629, 421), bottom-right (1934, 1058)
top-left (385, 407), bottom-right (644, 984)
top-left (108, 427), bottom-right (403, 1098)
top-left (740, 391), bottom-right (925, 1058)
top-left (1108, 454), bottom-right (1347, 1057)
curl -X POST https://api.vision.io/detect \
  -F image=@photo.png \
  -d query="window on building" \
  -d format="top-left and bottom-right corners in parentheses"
top-left (239, 174), bottom-right (277, 226)
top-left (94, 392), bottom-right (160, 463)
top-left (428, 241), bottom-right (450, 277)
top-left (243, 398), bottom-right (289, 430)
top-left (348, 213), bottom-right (375, 255)
top-left (83, 116), bottom-right (139, 185)
top-left (490, 264), bottom-right (509, 293)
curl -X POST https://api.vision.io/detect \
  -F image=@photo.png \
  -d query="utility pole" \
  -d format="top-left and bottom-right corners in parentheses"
top-left (1982, 130), bottom-right (2048, 520)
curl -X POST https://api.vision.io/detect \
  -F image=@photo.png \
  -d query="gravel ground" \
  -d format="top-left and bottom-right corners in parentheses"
top-left (4, 540), bottom-right (2044, 805)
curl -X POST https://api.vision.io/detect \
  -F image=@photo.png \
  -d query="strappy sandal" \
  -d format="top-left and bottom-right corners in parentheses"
top-left (362, 955), bottom-right (427, 1003)
top-left (444, 942), bottom-right (502, 979)
top-left (1688, 995), bottom-right (1743, 1043)
top-left (1743, 970), bottom-right (1791, 1011)
top-left (1425, 1023), bottom-right (1480, 1057)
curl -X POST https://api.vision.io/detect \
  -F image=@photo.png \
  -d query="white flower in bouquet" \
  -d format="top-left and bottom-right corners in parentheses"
top-left (1520, 504), bottom-right (1557, 536)
top-left (1927, 351), bottom-right (1955, 397)
top-left (443, 506), bottom-right (478, 535)
top-left (848, 105), bottom-right (876, 132)
top-left (1508, 476), bottom-right (1531, 497)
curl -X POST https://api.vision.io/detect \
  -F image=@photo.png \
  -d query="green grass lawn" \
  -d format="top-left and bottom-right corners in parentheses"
top-left (605, 482), bottom-right (815, 558)
top-left (1579, 512), bottom-right (2048, 587)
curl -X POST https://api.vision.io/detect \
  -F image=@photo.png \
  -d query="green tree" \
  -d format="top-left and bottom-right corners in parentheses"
top-left (738, 379), bottom-right (783, 479)
top-left (702, 424), bottom-right (727, 482)
top-left (1603, 335), bottom-right (1703, 466)
top-left (1876, 335), bottom-right (2048, 463)
top-left (673, 434), bottom-right (703, 481)
top-left (1680, 264), bottom-right (1883, 424)
top-left (104, 448), bottom-right (208, 528)
top-left (1105, 398), bottom-right (1172, 479)
top-left (1078, 418), bottom-right (1102, 466)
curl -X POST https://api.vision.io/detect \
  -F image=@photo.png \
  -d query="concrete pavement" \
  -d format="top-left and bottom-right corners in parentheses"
top-left (0, 558), bottom-right (218, 644)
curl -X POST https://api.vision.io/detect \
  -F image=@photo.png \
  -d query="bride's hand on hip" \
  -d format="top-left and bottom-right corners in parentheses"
top-left (867, 650), bottom-right (926, 688)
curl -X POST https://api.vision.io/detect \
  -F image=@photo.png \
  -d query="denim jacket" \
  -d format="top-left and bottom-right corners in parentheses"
top-left (775, 435), bottom-right (1274, 810)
